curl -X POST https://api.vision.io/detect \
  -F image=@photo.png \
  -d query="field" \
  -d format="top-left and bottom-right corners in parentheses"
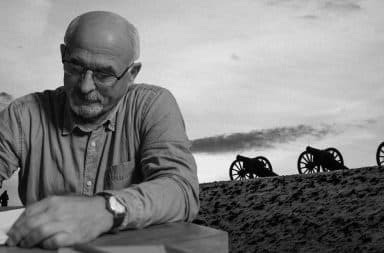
top-left (194, 166), bottom-right (384, 252)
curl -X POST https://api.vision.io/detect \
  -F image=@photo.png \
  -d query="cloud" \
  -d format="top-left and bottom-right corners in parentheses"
top-left (191, 124), bottom-right (336, 154)
top-left (262, 0), bottom-right (362, 19)
top-left (322, 1), bottom-right (361, 12)
top-left (341, 118), bottom-right (379, 130)
top-left (300, 15), bottom-right (319, 19)
top-left (0, 92), bottom-right (13, 111)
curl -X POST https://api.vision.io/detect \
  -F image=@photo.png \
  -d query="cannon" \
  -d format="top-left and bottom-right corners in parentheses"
top-left (229, 155), bottom-right (278, 181)
top-left (377, 142), bottom-right (384, 167)
top-left (297, 146), bottom-right (348, 174)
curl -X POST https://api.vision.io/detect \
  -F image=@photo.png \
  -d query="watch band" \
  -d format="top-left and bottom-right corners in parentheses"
top-left (96, 192), bottom-right (125, 231)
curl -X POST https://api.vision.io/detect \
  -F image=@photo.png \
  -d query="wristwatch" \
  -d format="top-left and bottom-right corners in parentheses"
top-left (96, 192), bottom-right (126, 231)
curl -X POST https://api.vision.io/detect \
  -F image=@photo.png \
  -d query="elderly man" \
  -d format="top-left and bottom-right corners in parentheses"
top-left (0, 11), bottom-right (199, 249)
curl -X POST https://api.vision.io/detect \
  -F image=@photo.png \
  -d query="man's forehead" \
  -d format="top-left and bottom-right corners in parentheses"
top-left (65, 47), bottom-right (125, 72)
top-left (69, 28), bottom-right (131, 60)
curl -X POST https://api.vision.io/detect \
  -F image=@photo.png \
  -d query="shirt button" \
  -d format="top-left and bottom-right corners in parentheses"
top-left (91, 141), bottom-right (96, 147)
top-left (86, 181), bottom-right (92, 187)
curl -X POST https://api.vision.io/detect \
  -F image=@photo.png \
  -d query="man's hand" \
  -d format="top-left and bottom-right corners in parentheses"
top-left (5, 195), bottom-right (113, 249)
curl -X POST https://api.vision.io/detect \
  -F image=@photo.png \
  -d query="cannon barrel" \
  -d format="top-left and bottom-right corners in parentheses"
top-left (236, 155), bottom-right (265, 168)
top-left (305, 146), bottom-right (323, 155)
top-left (236, 155), bottom-right (251, 162)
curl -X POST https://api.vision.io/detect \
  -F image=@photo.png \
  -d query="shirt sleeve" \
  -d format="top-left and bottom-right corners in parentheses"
top-left (0, 102), bottom-right (23, 185)
top-left (105, 88), bottom-right (200, 229)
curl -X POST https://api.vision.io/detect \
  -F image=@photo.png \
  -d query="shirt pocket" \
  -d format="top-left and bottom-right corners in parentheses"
top-left (104, 161), bottom-right (135, 190)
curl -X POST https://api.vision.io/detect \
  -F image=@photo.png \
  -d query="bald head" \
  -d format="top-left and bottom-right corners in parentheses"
top-left (64, 11), bottom-right (140, 64)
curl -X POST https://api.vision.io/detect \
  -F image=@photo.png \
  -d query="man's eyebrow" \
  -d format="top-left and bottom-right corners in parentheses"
top-left (65, 57), bottom-right (118, 74)
top-left (95, 65), bottom-right (118, 75)
top-left (65, 56), bottom-right (85, 66)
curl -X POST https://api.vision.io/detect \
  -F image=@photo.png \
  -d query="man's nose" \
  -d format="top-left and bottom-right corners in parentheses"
top-left (78, 70), bottom-right (96, 93)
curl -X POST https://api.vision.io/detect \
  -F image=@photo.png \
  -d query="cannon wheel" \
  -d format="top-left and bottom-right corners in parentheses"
top-left (229, 159), bottom-right (252, 181)
top-left (377, 142), bottom-right (384, 167)
top-left (254, 156), bottom-right (273, 172)
top-left (323, 147), bottom-right (344, 172)
top-left (297, 151), bottom-right (321, 174)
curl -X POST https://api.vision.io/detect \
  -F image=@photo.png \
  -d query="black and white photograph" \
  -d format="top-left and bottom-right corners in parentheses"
top-left (0, 0), bottom-right (383, 252)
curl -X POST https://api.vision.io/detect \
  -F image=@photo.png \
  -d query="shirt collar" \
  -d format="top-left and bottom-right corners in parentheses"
top-left (61, 98), bottom-right (118, 136)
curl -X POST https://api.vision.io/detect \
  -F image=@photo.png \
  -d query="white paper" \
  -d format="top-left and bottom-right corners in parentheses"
top-left (0, 208), bottom-right (24, 244)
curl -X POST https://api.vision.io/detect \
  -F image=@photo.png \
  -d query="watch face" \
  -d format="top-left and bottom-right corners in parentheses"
top-left (110, 196), bottom-right (126, 214)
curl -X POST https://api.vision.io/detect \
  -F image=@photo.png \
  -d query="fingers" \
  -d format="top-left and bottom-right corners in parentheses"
top-left (6, 211), bottom-right (49, 247)
top-left (10, 197), bottom-right (51, 234)
top-left (18, 221), bottom-right (63, 248)
top-left (6, 197), bottom-right (53, 247)
top-left (40, 232), bottom-right (73, 250)
top-left (5, 195), bottom-right (105, 249)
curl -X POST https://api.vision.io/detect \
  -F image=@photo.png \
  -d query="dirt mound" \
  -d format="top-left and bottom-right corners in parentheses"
top-left (194, 166), bottom-right (384, 252)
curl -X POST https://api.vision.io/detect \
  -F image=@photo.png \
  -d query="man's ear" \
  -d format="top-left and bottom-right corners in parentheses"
top-left (60, 44), bottom-right (66, 60)
top-left (128, 62), bottom-right (142, 81)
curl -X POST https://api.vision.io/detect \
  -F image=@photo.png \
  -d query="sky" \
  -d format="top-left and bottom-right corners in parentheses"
top-left (0, 0), bottom-right (383, 204)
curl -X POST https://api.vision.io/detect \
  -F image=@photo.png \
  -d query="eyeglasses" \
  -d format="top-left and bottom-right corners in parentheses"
top-left (62, 60), bottom-right (133, 87)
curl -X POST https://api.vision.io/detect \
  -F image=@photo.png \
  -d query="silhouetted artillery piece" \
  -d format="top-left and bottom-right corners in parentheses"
top-left (229, 155), bottom-right (278, 180)
top-left (297, 146), bottom-right (348, 174)
top-left (377, 142), bottom-right (384, 167)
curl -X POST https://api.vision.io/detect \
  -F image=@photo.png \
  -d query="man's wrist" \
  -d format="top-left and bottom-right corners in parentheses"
top-left (95, 192), bottom-right (126, 232)
top-left (94, 196), bottom-right (114, 233)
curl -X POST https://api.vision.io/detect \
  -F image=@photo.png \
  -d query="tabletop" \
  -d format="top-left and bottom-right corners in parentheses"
top-left (0, 221), bottom-right (228, 253)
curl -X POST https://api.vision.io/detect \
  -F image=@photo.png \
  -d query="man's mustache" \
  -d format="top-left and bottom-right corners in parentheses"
top-left (71, 88), bottom-right (103, 103)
